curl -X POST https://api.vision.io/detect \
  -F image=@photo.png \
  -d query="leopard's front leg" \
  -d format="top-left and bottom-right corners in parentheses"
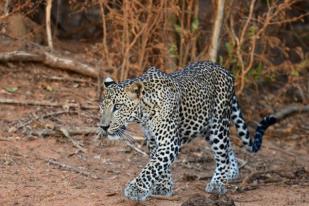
top-left (144, 132), bottom-right (157, 159)
top-left (151, 168), bottom-right (173, 196)
top-left (124, 136), bottom-right (180, 201)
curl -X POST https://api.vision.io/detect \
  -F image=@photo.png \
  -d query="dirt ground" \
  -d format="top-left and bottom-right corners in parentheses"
top-left (0, 63), bottom-right (309, 206)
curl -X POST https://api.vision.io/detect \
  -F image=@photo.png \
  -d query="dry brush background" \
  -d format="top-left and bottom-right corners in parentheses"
top-left (0, 0), bottom-right (309, 206)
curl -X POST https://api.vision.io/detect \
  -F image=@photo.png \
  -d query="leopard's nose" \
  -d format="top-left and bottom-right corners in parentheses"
top-left (100, 125), bottom-right (110, 131)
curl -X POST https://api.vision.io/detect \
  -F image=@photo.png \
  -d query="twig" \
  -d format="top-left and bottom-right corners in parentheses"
top-left (0, 98), bottom-right (98, 110)
top-left (269, 11), bottom-right (309, 25)
top-left (237, 158), bottom-right (251, 170)
top-left (31, 124), bottom-right (146, 155)
top-left (234, 198), bottom-right (261, 203)
top-left (47, 159), bottom-right (99, 179)
top-left (98, 0), bottom-right (112, 68)
top-left (120, 7), bottom-right (149, 80)
top-left (241, 169), bottom-right (262, 186)
top-left (41, 75), bottom-right (94, 84)
top-left (240, 169), bottom-right (286, 186)
top-left (151, 195), bottom-right (181, 201)
top-left (31, 126), bottom-right (144, 145)
top-left (273, 104), bottom-right (309, 121)
top-left (31, 127), bottom-right (97, 137)
top-left (31, 127), bottom-right (93, 153)
top-left (0, 137), bottom-right (11, 141)
top-left (59, 127), bottom-right (87, 153)
top-left (31, 123), bottom-right (147, 156)
top-left (15, 110), bottom-right (70, 130)
top-left (123, 139), bottom-right (148, 157)
top-left (236, 0), bottom-right (256, 95)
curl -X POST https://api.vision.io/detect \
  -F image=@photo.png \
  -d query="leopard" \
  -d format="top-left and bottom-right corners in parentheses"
top-left (98, 61), bottom-right (276, 201)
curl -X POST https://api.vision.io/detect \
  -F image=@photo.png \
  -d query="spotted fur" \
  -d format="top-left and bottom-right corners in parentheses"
top-left (98, 61), bottom-right (276, 201)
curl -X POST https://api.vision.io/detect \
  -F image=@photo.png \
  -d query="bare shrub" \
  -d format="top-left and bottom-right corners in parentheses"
top-left (1, 0), bottom-right (307, 94)
top-left (223, 0), bottom-right (308, 94)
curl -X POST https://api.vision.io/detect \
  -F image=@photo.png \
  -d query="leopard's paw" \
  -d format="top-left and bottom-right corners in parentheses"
top-left (227, 169), bottom-right (239, 181)
top-left (124, 181), bottom-right (151, 201)
top-left (151, 184), bottom-right (173, 196)
top-left (205, 180), bottom-right (227, 194)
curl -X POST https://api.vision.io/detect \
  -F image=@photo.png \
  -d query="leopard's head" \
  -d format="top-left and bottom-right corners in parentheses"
top-left (98, 77), bottom-right (144, 140)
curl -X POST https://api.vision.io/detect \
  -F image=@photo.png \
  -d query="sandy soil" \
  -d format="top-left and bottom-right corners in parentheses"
top-left (0, 64), bottom-right (308, 206)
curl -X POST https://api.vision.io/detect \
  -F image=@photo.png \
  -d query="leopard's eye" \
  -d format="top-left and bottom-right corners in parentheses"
top-left (112, 104), bottom-right (122, 112)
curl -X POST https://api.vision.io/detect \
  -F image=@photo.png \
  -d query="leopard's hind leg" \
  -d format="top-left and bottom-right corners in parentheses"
top-left (227, 142), bottom-right (239, 180)
top-left (205, 117), bottom-right (230, 194)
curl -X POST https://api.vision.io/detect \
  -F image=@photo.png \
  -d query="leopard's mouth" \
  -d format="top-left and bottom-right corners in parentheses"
top-left (106, 126), bottom-right (127, 140)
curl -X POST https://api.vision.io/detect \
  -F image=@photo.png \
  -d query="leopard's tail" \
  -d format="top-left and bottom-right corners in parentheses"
top-left (231, 95), bottom-right (277, 153)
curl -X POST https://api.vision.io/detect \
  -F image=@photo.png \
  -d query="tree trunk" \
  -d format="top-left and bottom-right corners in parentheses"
top-left (46, 0), bottom-right (53, 49)
top-left (208, 0), bottom-right (225, 62)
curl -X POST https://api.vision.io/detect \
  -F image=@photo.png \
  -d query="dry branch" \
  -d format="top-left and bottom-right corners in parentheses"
top-left (15, 110), bottom-right (71, 130)
top-left (59, 127), bottom-right (87, 153)
top-left (32, 126), bottom-right (147, 156)
top-left (273, 104), bottom-right (309, 121)
top-left (0, 49), bottom-right (101, 78)
top-left (31, 127), bottom-right (97, 137)
top-left (32, 127), bottom-right (92, 152)
top-left (124, 139), bottom-right (148, 157)
top-left (151, 195), bottom-right (181, 201)
top-left (240, 169), bottom-right (300, 187)
top-left (0, 98), bottom-right (98, 110)
top-left (47, 159), bottom-right (99, 179)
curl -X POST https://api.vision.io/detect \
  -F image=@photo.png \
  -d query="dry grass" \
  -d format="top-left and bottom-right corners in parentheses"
top-left (1, 0), bottom-right (308, 94)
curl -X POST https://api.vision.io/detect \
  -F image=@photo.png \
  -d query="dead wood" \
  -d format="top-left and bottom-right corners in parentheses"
top-left (32, 126), bottom-right (148, 156)
top-left (240, 169), bottom-right (298, 187)
top-left (15, 110), bottom-right (71, 131)
top-left (0, 47), bottom-right (102, 78)
top-left (151, 195), bottom-right (181, 201)
top-left (273, 104), bottom-right (309, 121)
top-left (241, 170), bottom-right (265, 186)
top-left (0, 98), bottom-right (98, 110)
top-left (182, 194), bottom-right (235, 206)
top-left (31, 127), bottom-right (97, 137)
top-left (31, 127), bottom-right (94, 152)
top-left (59, 127), bottom-right (87, 153)
top-left (123, 139), bottom-right (148, 157)
top-left (237, 158), bottom-right (253, 171)
top-left (47, 159), bottom-right (99, 179)
top-left (41, 75), bottom-right (93, 84)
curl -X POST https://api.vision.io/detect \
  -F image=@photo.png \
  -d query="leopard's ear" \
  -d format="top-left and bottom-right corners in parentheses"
top-left (125, 81), bottom-right (144, 101)
top-left (103, 77), bottom-right (116, 88)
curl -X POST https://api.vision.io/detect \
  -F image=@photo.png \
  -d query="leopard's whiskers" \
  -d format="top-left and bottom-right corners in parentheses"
top-left (122, 132), bottom-right (136, 145)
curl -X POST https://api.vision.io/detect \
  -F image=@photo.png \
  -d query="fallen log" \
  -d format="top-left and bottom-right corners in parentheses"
top-left (0, 47), bottom-right (103, 78)
top-left (273, 104), bottom-right (309, 121)
top-left (0, 98), bottom-right (98, 110)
